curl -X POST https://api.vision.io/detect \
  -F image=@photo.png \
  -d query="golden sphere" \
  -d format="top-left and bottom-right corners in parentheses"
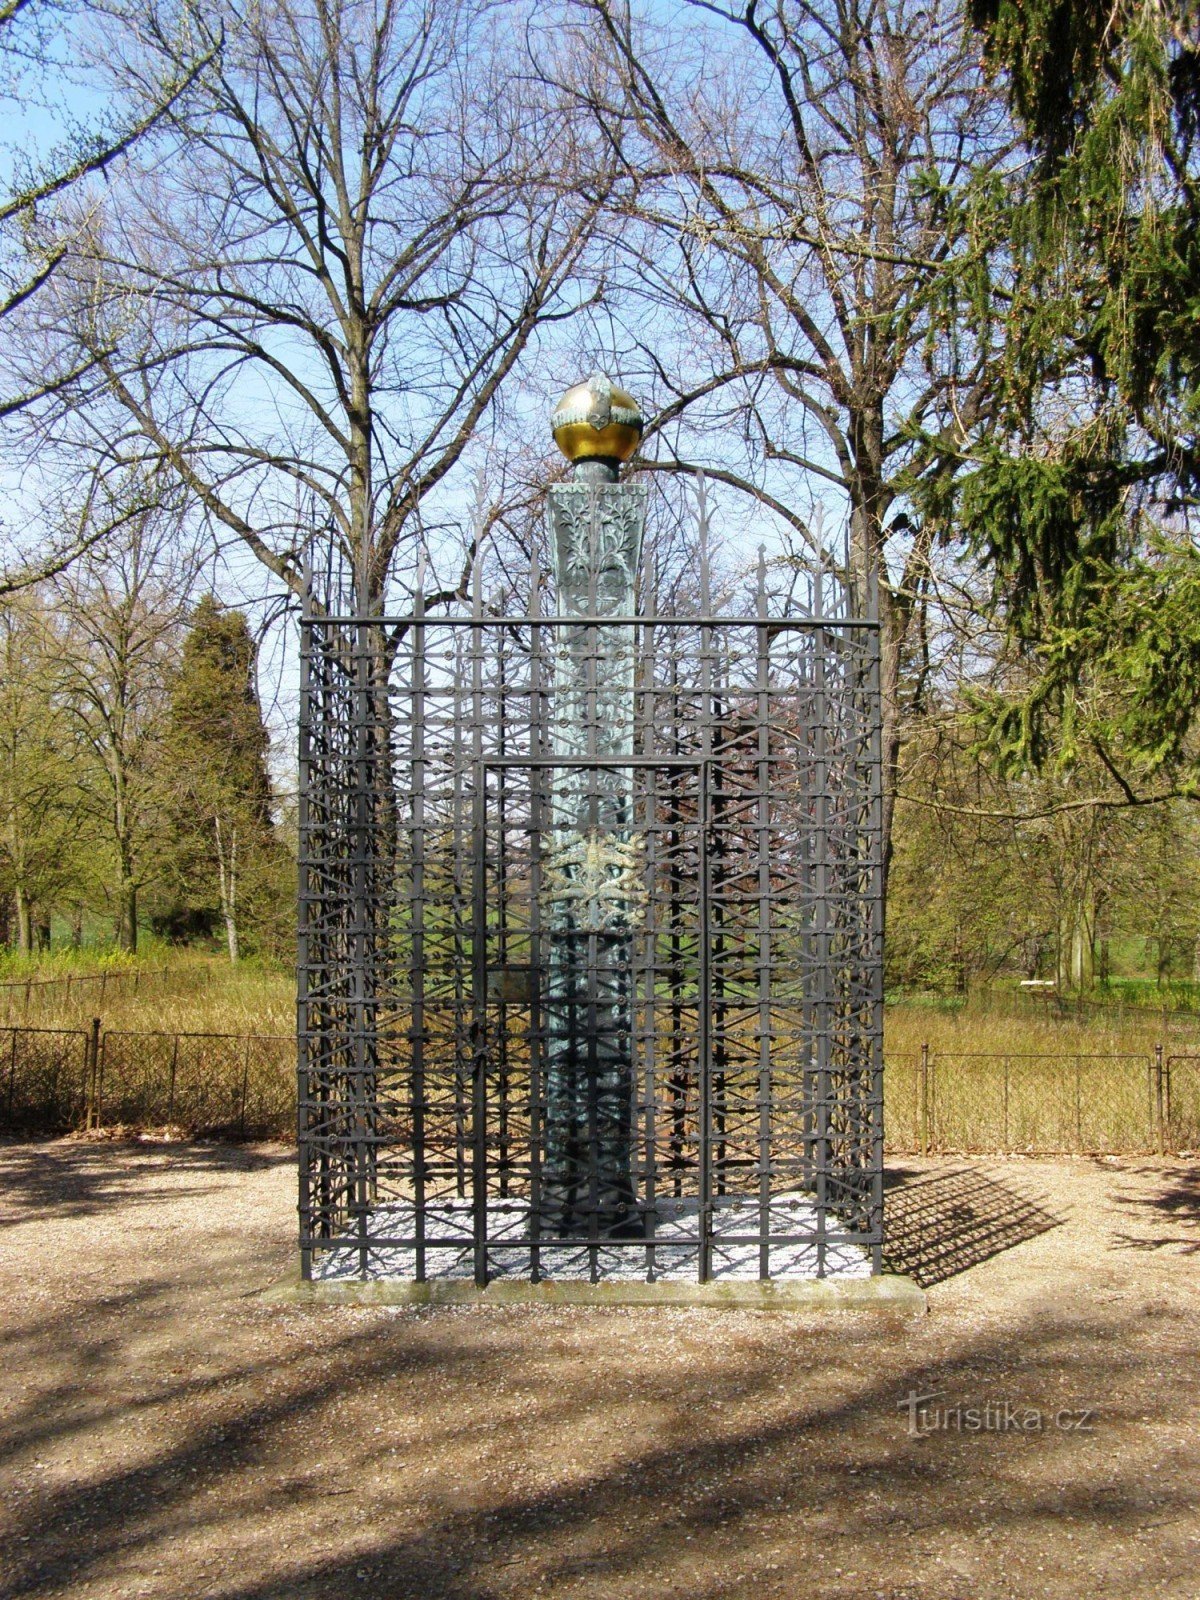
top-left (551, 372), bottom-right (643, 464)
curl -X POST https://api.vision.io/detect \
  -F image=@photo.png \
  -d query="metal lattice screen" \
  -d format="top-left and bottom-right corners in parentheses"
top-left (298, 543), bottom-right (883, 1284)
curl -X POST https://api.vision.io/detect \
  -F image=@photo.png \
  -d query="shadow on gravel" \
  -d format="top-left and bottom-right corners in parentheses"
top-left (0, 1149), bottom-right (1192, 1600)
top-left (883, 1165), bottom-right (1063, 1287)
top-left (0, 1139), bottom-right (293, 1223)
top-left (0, 1282), bottom-right (1182, 1600)
top-left (1112, 1162), bottom-right (1200, 1255)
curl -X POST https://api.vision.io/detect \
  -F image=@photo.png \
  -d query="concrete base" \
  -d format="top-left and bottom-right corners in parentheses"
top-left (262, 1272), bottom-right (926, 1312)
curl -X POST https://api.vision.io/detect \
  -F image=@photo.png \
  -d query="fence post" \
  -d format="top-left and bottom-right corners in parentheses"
top-left (998, 1062), bottom-right (1011, 1152)
top-left (89, 1017), bottom-right (103, 1131)
top-left (919, 1043), bottom-right (930, 1155)
top-left (1155, 1043), bottom-right (1165, 1156)
top-left (239, 1037), bottom-right (250, 1137)
top-left (84, 1018), bottom-right (101, 1130)
top-left (7, 1030), bottom-right (16, 1126)
top-left (167, 1035), bottom-right (179, 1126)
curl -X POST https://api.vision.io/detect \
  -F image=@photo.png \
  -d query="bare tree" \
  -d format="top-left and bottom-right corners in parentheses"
top-left (549, 0), bottom-right (1016, 873)
top-left (0, 0), bottom-right (211, 420)
top-left (40, 0), bottom-right (612, 609)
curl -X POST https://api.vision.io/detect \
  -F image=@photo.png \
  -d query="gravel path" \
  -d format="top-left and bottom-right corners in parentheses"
top-left (0, 1139), bottom-right (1196, 1599)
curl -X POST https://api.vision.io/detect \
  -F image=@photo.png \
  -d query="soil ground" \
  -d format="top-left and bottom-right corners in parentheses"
top-left (0, 1142), bottom-right (1197, 1600)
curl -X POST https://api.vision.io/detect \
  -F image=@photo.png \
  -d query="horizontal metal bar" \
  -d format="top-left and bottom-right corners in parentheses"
top-left (479, 756), bottom-right (705, 770)
top-left (303, 613), bottom-right (880, 631)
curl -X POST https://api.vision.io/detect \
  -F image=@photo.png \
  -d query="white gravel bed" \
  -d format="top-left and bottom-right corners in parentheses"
top-left (313, 1191), bottom-right (873, 1282)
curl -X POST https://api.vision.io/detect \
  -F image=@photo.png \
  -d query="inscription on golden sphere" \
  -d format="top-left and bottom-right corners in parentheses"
top-left (551, 371), bottom-right (643, 464)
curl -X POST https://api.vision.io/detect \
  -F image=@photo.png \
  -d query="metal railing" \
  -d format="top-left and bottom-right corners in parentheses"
top-left (888, 1045), bottom-right (1200, 1155)
top-left (1, 1022), bottom-right (293, 1138)
top-left (5, 1027), bottom-right (1197, 1154)
top-left (0, 967), bottom-right (207, 1022)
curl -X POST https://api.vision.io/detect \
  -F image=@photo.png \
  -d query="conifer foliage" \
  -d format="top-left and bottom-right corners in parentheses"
top-left (920, 2), bottom-right (1200, 793)
top-left (157, 598), bottom-right (289, 963)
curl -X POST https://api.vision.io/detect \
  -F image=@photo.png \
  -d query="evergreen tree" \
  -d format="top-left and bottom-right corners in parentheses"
top-left (916, 4), bottom-right (1200, 795)
top-left (157, 598), bottom-right (289, 963)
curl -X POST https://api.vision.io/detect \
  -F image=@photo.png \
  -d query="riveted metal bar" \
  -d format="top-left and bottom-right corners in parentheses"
top-left (411, 567), bottom-right (428, 1282)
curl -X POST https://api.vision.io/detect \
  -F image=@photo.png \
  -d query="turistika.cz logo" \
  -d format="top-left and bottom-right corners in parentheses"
top-left (898, 1390), bottom-right (1096, 1438)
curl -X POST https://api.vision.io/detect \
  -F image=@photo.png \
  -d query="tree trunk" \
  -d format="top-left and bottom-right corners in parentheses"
top-left (214, 816), bottom-right (239, 966)
top-left (14, 884), bottom-right (33, 955)
top-left (114, 881), bottom-right (138, 953)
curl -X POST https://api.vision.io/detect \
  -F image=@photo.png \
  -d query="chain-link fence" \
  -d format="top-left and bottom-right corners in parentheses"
top-left (3, 1027), bottom-right (1198, 1152)
top-left (1, 1026), bottom-right (92, 1132)
top-left (889, 1047), bottom-right (1200, 1154)
top-left (1, 1024), bottom-right (292, 1137)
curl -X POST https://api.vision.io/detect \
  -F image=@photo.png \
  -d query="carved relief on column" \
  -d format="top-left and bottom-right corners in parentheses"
top-left (541, 475), bottom-right (647, 1237)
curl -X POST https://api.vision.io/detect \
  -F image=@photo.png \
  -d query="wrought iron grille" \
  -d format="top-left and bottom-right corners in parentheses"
top-left (297, 531), bottom-right (884, 1286)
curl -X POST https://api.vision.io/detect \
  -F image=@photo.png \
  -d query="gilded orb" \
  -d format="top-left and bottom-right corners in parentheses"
top-left (551, 371), bottom-right (643, 464)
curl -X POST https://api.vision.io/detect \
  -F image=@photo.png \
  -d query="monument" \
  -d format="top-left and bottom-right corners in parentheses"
top-left (295, 367), bottom-right (888, 1293)
top-left (542, 373), bottom-right (647, 1238)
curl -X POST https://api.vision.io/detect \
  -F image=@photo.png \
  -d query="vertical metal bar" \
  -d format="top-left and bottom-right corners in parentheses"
top-left (528, 553), bottom-right (545, 1281)
top-left (7, 1030), bottom-right (16, 1127)
top-left (667, 653), bottom-right (685, 1199)
top-left (1155, 1043), bottom-right (1165, 1155)
top-left (919, 1042), bottom-right (930, 1156)
top-left (864, 591), bottom-right (886, 1274)
top-left (452, 631), bottom-right (468, 1199)
top-left (640, 561), bottom-right (659, 1281)
top-left (470, 558), bottom-right (489, 1287)
top-left (710, 638), bottom-right (728, 1199)
top-left (697, 478), bottom-right (714, 1281)
top-left (698, 765), bottom-right (713, 1283)
top-left (813, 579), bottom-right (830, 1279)
top-left (584, 512), bottom-right (601, 1280)
top-left (350, 609), bottom-right (374, 1277)
top-left (411, 570), bottom-right (428, 1281)
top-left (472, 781), bottom-right (489, 1287)
top-left (301, 607), bottom-right (329, 1259)
top-left (496, 623), bottom-right (510, 1199)
top-left (754, 551), bottom-right (773, 1280)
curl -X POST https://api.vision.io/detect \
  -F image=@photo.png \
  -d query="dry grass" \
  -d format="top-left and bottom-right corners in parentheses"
top-left (0, 957), bottom-right (293, 1036)
top-left (6, 962), bottom-right (1200, 1153)
top-left (885, 998), bottom-right (1200, 1064)
top-left (7, 957), bottom-right (1198, 1055)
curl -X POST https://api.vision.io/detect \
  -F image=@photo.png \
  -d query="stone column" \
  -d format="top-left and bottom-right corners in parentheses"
top-left (541, 374), bottom-right (646, 1239)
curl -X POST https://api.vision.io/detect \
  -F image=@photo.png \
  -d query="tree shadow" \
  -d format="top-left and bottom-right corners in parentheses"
top-left (882, 1165), bottom-right (1063, 1287)
top-left (0, 1148), bottom-right (1190, 1600)
top-left (1111, 1162), bottom-right (1200, 1255)
top-left (0, 1282), bottom-right (1185, 1600)
top-left (0, 1139), bottom-right (294, 1224)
